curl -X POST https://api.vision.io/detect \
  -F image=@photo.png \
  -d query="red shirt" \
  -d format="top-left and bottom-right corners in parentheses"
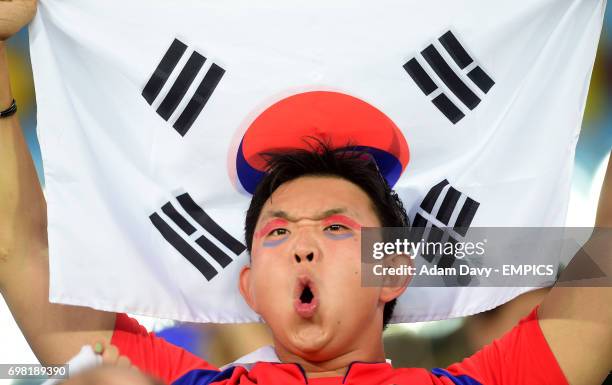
top-left (111, 306), bottom-right (568, 385)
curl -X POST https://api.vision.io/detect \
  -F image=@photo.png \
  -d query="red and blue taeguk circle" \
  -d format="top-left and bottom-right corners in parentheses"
top-left (236, 91), bottom-right (410, 194)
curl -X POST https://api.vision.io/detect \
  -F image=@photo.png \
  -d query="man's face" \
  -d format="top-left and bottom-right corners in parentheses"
top-left (240, 175), bottom-right (391, 360)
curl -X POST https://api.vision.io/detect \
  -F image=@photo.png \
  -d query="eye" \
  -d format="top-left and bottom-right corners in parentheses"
top-left (268, 228), bottom-right (289, 237)
top-left (324, 224), bottom-right (349, 232)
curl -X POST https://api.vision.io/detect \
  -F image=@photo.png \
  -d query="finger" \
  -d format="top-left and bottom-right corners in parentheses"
top-left (116, 355), bottom-right (132, 368)
top-left (101, 344), bottom-right (120, 365)
top-left (92, 341), bottom-right (104, 355)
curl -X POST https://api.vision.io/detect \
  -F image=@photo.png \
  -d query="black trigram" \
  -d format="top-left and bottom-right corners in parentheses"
top-left (142, 39), bottom-right (225, 136)
top-left (411, 179), bottom-right (480, 276)
top-left (404, 31), bottom-right (495, 124)
top-left (149, 193), bottom-right (245, 281)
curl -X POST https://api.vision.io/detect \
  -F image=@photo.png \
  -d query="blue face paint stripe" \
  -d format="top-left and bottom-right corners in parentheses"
top-left (324, 233), bottom-right (354, 240)
top-left (262, 237), bottom-right (289, 248)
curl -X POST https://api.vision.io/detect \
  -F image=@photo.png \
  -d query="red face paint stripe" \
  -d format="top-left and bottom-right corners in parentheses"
top-left (255, 218), bottom-right (289, 239)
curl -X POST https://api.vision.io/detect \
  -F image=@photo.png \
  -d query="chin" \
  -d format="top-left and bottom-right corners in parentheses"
top-left (287, 322), bottom-right (335, 357)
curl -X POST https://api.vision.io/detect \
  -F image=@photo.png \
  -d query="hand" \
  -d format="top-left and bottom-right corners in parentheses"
top-left (65, 342), bottom-right (162, 385)
top-left (92, 341), bottom-right (137, 370)
top-left (0, 0), bottom-right (37, 41)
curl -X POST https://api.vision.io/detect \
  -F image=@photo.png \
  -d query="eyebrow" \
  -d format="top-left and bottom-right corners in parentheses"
top-left (261, 208), bottom-right (349, 222)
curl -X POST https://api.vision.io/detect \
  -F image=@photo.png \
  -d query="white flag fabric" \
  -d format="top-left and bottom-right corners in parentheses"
top-left (30, 0), bottom-right (605, 323)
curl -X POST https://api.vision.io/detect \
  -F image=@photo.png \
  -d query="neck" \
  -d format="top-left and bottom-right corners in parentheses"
top-left (273, 339), bottom-right (386, 378)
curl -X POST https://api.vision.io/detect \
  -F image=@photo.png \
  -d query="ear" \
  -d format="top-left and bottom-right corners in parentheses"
top-left (239, 264), bottom-right (258, 312)
top-left (379, 253), bottom-right (413, 303)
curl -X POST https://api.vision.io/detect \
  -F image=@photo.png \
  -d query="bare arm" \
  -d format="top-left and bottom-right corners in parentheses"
top-left (539, 156), bottom-right (612, 385)
top-left (0, 3), bottom-right (116, 365)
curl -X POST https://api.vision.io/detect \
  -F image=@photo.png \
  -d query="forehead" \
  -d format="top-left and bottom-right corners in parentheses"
top-left (258, 175), bottom-right (380, 224)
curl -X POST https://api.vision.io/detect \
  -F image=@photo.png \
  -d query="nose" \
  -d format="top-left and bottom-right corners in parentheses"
top-left (292, 231), bottom-right (320, 264)
top-left (294, 251), bottom-right (314, 263)
top-left (290, 223), bottom-right (322, 264)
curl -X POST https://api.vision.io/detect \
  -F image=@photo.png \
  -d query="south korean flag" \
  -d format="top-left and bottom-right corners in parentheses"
top-left (30, 0), bottom-right (605, 323)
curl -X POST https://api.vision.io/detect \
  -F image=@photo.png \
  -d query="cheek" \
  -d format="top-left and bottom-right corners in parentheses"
top-left (251, 241), bottom-right (287, 263)
top-left (249, 249), bottom-right (292, 298)
top-left (322, 233), bottom-right (362, 259)
top-left (321, 237), bottom-right (363, 286)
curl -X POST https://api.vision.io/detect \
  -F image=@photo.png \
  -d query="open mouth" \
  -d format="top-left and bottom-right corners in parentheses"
top-left (300, 285), bottom-right (314, 304)
top-left (294, 277), bottom-right (318, 318)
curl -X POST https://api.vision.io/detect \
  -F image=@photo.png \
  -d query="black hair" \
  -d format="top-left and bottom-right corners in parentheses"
top-left (244, 139), bottom-right (409, 329)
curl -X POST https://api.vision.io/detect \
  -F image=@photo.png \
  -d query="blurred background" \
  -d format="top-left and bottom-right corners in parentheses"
top-left (0, 5), bottom-right (611, 384)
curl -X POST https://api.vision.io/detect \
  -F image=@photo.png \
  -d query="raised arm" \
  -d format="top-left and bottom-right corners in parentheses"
top-left (0, 1), bottom-right (116, 365)
top-left (538, 155), bottom-right (612, 385)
